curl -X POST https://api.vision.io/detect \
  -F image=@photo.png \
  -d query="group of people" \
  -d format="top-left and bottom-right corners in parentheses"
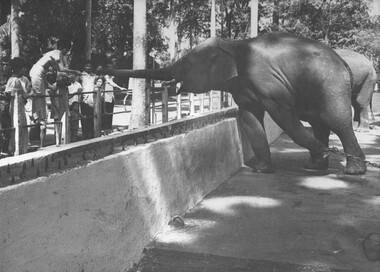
top-left (0, 56), bottom-right (32, 156)
top-left (0, 39), bottom-right (127, 157)
top-left (79, 60), bottom-right (127, 140)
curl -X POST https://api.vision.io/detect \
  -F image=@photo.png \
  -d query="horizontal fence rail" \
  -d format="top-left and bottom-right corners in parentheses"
top-left (0, 81), bottom-right (236, 159)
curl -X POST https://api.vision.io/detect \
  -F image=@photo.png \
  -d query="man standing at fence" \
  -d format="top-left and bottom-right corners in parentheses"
top-left (80, 61), bottom-right (96, 139)
top-left (0, 55), bottom-right (12, 156)
top-left (29, 39), bottom-right (81, 148)
top-left (102, 62), bottom-right (127, 131)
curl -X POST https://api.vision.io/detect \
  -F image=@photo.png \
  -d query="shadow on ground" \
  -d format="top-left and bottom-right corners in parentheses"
top-left (128, 122), bottom-right (380, 272)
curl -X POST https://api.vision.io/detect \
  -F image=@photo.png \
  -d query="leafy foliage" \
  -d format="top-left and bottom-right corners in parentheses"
top-left (217, 0), bottom-right (251, 39)
top-left (0, 0), bottom-right (379, 72)
top-left (259, 0), bottom-right (380, 56)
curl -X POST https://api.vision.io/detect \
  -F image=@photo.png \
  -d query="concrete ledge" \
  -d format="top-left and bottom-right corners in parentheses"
top-left (0, 118), bottom-right (243, 272)
top-left (0, 108), bottom-right (239, 187)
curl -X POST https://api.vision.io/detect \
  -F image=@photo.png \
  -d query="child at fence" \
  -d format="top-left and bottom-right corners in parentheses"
top-left (4, 57), bottom-right (29, 155)
top-left (69, 101), bottom-right (83, 142)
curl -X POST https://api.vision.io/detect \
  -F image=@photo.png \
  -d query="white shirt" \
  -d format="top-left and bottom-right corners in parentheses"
top-left (30, 50), bottom-right (65, 78)
top-left (68, 81), bottom-right (82, 105)
top-left (104, 75), bottom-right (115, 103)
top-left (81, 72), bottom-right (96, 107)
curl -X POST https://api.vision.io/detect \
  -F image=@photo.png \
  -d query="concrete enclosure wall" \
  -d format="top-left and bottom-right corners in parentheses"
top-left (0, 118), bottom-right (244, 272)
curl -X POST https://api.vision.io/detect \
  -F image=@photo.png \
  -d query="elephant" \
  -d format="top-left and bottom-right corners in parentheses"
top-left (335, 49), bottom-right (377, 132)
top-left (113, 32), bottom-right (367, 175)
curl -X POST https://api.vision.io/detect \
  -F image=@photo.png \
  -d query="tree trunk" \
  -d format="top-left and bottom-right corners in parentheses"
top-left (0, 1), bottom-right (3, 25)
top-left (85, 0), bottom-right (92, 61)
top-left (273, 0), bottom-right (279, 29)
top-left (129, 0), bottom-right (147, 129)
top-left (210, 0), bottom-right (216, 37)
top-left (11, 0), bottom-right (20, 58)
top-left (168, 0), bottom-right (177, 63)
top-left (250, 0), bottom-right (258, 38)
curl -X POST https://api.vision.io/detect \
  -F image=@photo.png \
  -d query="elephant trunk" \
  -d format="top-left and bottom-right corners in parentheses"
top-left (112, 66), bottom-right (175, 81)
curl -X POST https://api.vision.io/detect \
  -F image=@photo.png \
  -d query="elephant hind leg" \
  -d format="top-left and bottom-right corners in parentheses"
top-left (264, 102), bottom-right (328, 170)
top-left (332, 127), bottom-right (366, 175)
top-left (322, 108), bottom-right (366, 175)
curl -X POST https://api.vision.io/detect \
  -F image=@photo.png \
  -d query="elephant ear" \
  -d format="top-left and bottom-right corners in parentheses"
top-left (209, 48), bottom-right (238, 91)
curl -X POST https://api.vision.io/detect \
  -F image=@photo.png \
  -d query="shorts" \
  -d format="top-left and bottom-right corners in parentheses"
top-left (30, 69), bottom-right (48, 123)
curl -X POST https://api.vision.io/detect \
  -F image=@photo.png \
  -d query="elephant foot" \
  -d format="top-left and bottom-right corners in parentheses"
top-left (304, 159), bottom-right (329, 171)
top-left (245, 158), bottom-right (275, 173)
top-left (362, 233), bottom-right (380, 261)
top-left (355, 125), bottom-right (370, 133)
top-left (253, 163), bottom-right (275, 173)
top-left (344, 158), bottom-right (366, 175)
top-left (304, 153), bottom-right (329, 171)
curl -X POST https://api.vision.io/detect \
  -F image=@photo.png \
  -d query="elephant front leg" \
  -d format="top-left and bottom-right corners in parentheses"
top-left (238, 109), bottom-right (274, 173)
top-left (229, 77), bottom-right (274, 173)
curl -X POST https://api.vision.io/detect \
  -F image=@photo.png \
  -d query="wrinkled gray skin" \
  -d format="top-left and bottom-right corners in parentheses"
top-left (114, 32), bottom-right (366, 175)
top-left (335, 49), bottom-right (377, 132)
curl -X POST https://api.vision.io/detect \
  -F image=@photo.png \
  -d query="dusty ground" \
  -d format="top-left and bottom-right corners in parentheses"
top-left (128, 95), bottom-right (380, 272)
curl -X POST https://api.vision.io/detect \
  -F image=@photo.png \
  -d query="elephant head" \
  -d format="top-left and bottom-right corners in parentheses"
top-left (112, 37), bottom-right (238, 94)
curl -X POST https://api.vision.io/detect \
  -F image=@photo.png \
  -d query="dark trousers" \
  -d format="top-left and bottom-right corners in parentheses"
top-left (102, 101), bottom-right (114, 130)
top-left (80, 102), bottom-right (94, 139)
top-left (0, 107), bottom-right (11, 153)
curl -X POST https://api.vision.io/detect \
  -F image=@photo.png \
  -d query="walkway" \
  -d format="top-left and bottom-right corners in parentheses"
top-left (129, 116), bottom-right (380, 271)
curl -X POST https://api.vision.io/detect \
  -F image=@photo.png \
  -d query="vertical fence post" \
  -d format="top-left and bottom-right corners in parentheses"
top-left (210, 91), bottom-right (214, 112)
top-left (151, 82), bottom-right (156, 124)
top-left (162, 84), bottom-right (169, 123)
top-left (13, 89), bottom-right (28, 155)
top-left (223, 92), bottom-right (229, 107)
top-left (216, 91), bottom-right (221, 110)
top-left (231, 93), bottom-right (237, 108)
top-left (61, 87), bottom-right (70, 144)
top-left (93, 85), bottom-right (102, 137)
top-left (189, 93), bottom-right (195, 115)
top-left (199, 93), bottom-right (204, 114)
top-left (145, 84), bottom-right (151, 125)
top-left (176, 84), bottom-right (182, 119)
top-left (210, 91), bottom-right (221, 111)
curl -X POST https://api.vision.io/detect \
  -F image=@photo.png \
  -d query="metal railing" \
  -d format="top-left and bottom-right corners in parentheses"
top-left (0, 82), bottom-right (236, 158)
